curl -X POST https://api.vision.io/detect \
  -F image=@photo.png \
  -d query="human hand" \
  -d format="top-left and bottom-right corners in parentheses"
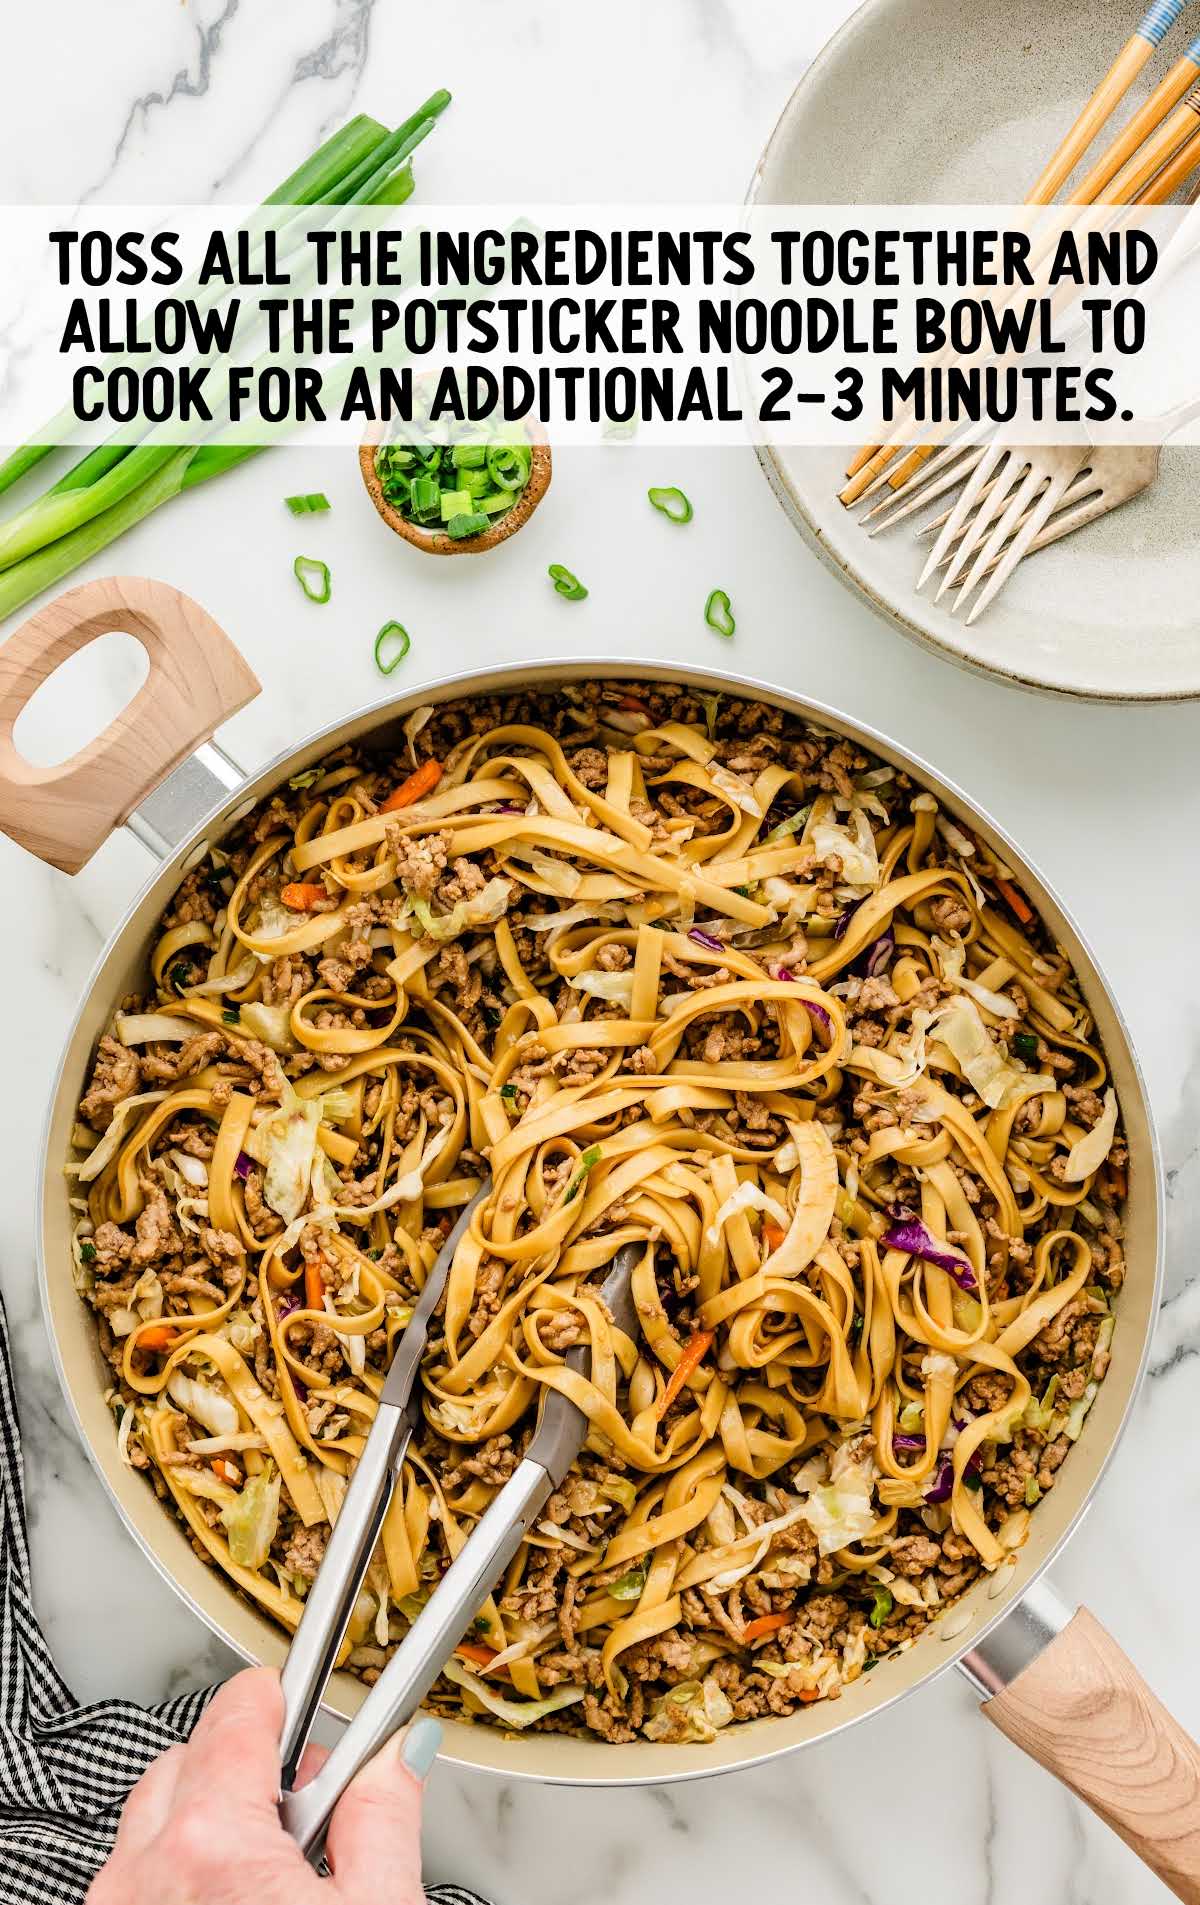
top-left (86, 1667), bottom-right (441, 1905)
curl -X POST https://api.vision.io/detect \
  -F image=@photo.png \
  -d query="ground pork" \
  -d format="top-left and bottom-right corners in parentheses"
top-left (390, 828), bottom-right (450, 897)
top-left (79, 1035), bottom-right (141, 1129)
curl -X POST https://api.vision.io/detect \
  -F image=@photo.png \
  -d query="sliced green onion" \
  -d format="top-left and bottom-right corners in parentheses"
top-left (548, 563), bottom-right (587, 601)
top-left (765, 805), bottom-right (809, 844)
top-left (451, 444), bottom-right (487, 469)
top-left (869, 1587), bottom-right (893, 1629)
top-left (293, 556), bottom-right (331, 604)
top-left (704, 588), bottom-right (735, 639)
top-left (284, 493), bottom-right (331, 516)
top-left (1024, 1476), bottom-right (1041, 1506)
top-left (648, 485), bottom-right (693, 524)
top-left (222, 1008), bottom-right (240, 1025)
top-left (1013, 1031), bottom-right (1039, 1062)
top-left (80, 1241), bottom-right (97, 1264)
top-left (564, 1143), bottom-right (602, 1202)
top-left (439, 488), bottom-right (472, 522)
top-left (409, 473), bottom-right (441, 519)
top-left (374, 621), bottom-right (411, 674)
top-left (609, 1564), bottom-right (648, 1601)
top-left (499, 1083), bottom-right (518, 1103)
top-left (381, 468), bottom-right (412, 509)
top-left (486, 444), bottom-right (531, 490)
top-left (445, 511), bottom-right (490, 540)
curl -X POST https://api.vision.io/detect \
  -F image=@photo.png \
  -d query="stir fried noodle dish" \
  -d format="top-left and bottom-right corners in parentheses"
top-left (70, 682), bottom-right (1126, 1744)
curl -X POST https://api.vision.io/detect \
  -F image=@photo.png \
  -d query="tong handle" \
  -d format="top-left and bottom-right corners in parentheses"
top-left (278, 1405), bottom-right (410, 1785)
top-left (279, 1455), bottom-right (552, 1862)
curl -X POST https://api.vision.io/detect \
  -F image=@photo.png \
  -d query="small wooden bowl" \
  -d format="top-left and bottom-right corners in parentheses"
top-left (358, 431), bottom-right (552, 557)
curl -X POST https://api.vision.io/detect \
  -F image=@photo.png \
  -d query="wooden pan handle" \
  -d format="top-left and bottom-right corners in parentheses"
top-left (983, 1607), bottom-right (1200, 1902)
top-left (0, 576), bottom-right (260, 874)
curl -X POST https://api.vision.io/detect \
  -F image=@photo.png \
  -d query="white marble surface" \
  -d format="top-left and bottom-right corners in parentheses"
top-left (2, 3), bottom-right (1200, 1900)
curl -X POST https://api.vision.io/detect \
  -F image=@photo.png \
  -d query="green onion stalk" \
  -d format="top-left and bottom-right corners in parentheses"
top-left (0, 92), bottom-right (450, 623)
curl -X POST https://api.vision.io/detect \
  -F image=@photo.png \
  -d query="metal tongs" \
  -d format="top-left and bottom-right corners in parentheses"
top-left (276, 1187), bottom-right (639, 1862)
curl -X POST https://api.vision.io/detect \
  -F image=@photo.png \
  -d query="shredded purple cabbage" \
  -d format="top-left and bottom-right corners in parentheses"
top-left (234, 1150), bottom-right (253, 1181)
top-left (864, 928), bottom-right (895, 977)
top-left (803, 999), bottom-right (832, 1035)
top-left (924, 1455), bottom-right (954, 1503)
top-left (276, 1293), bottom-right (301, 1320)
top-left (688, 927), bottom-right (725, 953)
top-left (880, 1217), bottom-right (977, 1292)
top-left (891, 1431), bottom-right (927, 1452)
top-left (833, 903), bottom-right (858, 941)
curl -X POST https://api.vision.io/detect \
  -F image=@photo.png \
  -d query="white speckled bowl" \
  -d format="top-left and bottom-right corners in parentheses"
top-left (749, 0), bottom-right (1200, 700)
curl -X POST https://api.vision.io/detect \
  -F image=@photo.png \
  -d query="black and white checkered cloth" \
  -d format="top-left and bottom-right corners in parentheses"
top-left (0, 1292), bottom-right (489, 1904)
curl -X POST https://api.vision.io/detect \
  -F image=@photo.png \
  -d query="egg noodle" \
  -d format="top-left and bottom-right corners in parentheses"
top-left (69, 682), bottom-right (1124, 1743)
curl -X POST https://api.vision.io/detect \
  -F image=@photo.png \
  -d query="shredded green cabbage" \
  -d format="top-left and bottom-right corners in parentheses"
top-left (245, 1081), bottom-right (323, 1222)
top-left (441, 1657), bottom-right (586, 1727)
top-left (799, 1466), bottom-right (876, 1555)
top-left (408, 877), bottom-right (512, 942)
top-left (219, 1463), bottom-right (281, 1569)
top-left (643, 1676), bottom-right (734, 1743)
top-left (931, 996), bottom-right (1055, 1111)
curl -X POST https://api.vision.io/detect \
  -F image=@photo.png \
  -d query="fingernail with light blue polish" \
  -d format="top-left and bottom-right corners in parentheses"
top-left (401, 1716), bottom-right (442, 1780)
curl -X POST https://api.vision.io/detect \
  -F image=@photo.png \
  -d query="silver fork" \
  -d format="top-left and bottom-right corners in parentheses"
top-left (916, 441), bottom-right (1094, 623)
top-left (862, 399), bottom-right (1200, 623)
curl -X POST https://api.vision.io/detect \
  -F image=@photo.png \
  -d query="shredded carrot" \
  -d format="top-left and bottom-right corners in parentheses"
top-left (797, 1688), bottom-right (821, 1704)
top-left (741, 1612), bottom-right (791, 1643)
top-left (212, 1458), bottom-right (241, 1486)
top-left (655, 1329), bottom-right (715, 1420)
top-left (451, 1638), bottom-right (506, 1684)
top-left (455, 1642), bottom-right (499, 1668)
top-left (380, 758), bottom-right (443, 812)
top-left (281, 881), bottom-right (327, 912)
top-left (994, 876), bottom-right (1034, 927)
top-left (303, 1261), bottom-right (326, 1312)
top-left (762, 1221), bottom-right (786, 1253)
top-left (616, 695), bottom-right (649, 714)
top-left (137, 1325), bottom-right (179, 1353)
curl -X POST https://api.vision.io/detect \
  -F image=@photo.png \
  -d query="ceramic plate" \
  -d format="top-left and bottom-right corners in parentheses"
top-left (749, 0), bottom-right (1200, 700)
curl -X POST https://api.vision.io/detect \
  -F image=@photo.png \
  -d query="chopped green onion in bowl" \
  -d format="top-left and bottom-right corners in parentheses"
top-left (446, 510), bottom-right (490, 540)
top-left (293, 556), bottom-right (332, 604)
top-left (375, 435), bottom-right (532, 542)
top-left (374, 621), bottom-right (411, 674)
top-left (548, 563), bottom-right (587, 601)
top-left (705, 588), bottom-right (735, 638)
top-left (648, 485), bottom-right (693, 524)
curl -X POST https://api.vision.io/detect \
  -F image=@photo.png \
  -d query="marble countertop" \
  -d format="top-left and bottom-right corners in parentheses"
top-left (3, 3), bottom-right (1200, 1900)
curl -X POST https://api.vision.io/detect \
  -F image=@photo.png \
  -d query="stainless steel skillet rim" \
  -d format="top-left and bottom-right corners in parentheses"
top-left (35, 651), bottom-right (1164, 1787)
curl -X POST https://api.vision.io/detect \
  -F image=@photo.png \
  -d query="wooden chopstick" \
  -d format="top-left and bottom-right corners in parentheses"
top-left (1138, 111), bottom-right (1200, 193)
top-left (1026, 0), bottom-right (1191, 204)
top-left (1100, 81), bottom-right (1200, 197)
top-left (1073, 31), bottom-right (1200, 199)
